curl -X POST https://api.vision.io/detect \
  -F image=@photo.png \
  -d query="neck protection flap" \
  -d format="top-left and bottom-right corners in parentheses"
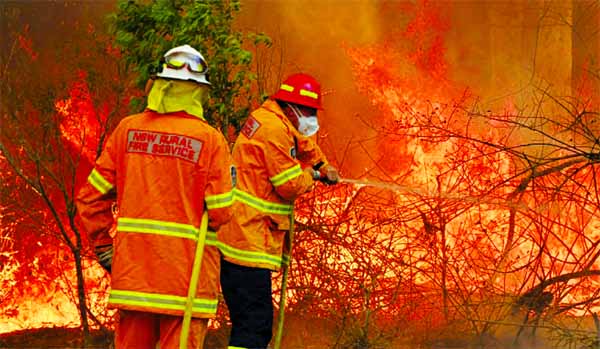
top-left (147, 79), bottom-right (209, 120)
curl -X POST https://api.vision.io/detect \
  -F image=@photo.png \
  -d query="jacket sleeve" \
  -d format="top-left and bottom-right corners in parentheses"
top-left (264, 129), bottom-right (314, 202)
top-left (75, 130), bottom-right (118, 248)
top-left (204, 133), bottom-right (233, 231)
top-left (296, 134), bottom-right (329, 169)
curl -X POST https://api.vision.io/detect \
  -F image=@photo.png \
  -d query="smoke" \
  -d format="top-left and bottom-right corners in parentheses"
top-left (237, 0), bottom-right (598, 178)
top-left (236, 0), bottom-right (412, 177)
top-left (237, 0), bottom-right (457, 177)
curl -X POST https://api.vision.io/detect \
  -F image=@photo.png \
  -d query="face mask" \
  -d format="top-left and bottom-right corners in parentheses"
top-left (288, 104), bottom-right (320, 137)
top-left (297, 115), bottom-right (320, 137)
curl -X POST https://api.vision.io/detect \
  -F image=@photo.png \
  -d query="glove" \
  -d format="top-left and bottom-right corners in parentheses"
top-left (94, 244), bottom-right (113, 273)
top-left (321, 165), bottom-right (340, 185)
top-left (310, 162), bottom-right (339, 185)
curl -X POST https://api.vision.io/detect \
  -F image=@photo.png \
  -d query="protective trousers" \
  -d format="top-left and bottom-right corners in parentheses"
top-left (220, 258), bottom-right (273, 349)
top-left (115, 310), bottom-right (208, 349)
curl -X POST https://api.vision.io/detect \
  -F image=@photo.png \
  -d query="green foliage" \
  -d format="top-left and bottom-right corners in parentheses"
top-left (108, 0), bottom-right (271, 132)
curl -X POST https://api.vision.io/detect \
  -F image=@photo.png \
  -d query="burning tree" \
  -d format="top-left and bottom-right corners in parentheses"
top-left (0, 16), bottom-right (133, 342)
top-left (274, 1), bottom-right (600, 348)
top-left (1, 0), bottom-right (270, 345)
top-left (2, 1), bottom-right (598, 348)
top-left (280, 61), bottom-right (600, 348)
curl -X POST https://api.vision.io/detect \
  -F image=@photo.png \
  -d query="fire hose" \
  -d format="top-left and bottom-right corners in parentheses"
top-left (179, 210), bottom-right (209, 349)
top-left (274, 163), bottom-right (340, 348)
top-left (274, 206), bottom-right (295, 349)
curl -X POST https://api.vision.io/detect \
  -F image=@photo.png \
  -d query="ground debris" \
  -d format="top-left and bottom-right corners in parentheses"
top-left (0, 327), bottom-right (112, 349)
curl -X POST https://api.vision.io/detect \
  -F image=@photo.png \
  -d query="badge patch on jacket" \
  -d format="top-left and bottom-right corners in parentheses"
top-left (230, 165), bottom-right (237, 187)
top-left (241, 116), bottom-right (261, 139)
top-left (126, 129), bottom-right (203, 163)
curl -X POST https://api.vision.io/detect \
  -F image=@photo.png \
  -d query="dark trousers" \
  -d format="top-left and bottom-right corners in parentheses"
top-left (220, 258), bottom-right (273, 349)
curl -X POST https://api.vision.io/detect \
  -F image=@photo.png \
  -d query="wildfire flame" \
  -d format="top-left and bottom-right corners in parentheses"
top-left (1, 69), bottom-right (114, 334)
top-left (2, 1), bottom-right (598, 346)
top-left (339, 0), bottom-right (600, 318)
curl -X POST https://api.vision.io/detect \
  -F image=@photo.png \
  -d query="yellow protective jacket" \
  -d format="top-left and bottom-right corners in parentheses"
top-left (76, 110), bottom-right (233, 318)
top-left (217, 99), bottom-right (328, 271)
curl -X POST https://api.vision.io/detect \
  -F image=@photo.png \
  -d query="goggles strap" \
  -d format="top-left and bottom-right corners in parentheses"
top-left (165, 56), bottom-right (207, 74)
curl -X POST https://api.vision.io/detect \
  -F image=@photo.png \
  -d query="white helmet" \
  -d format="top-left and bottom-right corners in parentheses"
top-left (156, 44), bottom-right (210, 85)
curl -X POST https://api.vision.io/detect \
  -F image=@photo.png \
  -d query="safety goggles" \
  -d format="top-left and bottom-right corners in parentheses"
top-left (164, 56), bottom-right (208, 74)
top-left (288, 103), bottom-right (317, 118)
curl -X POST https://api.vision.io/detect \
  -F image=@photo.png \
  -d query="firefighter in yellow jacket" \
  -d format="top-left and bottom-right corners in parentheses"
top-left (217, 73), bottom-right (339, 348)
top-left (76, 45), bottom-right (233, 349)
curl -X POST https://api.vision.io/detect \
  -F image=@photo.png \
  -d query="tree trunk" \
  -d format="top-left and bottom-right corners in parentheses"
top-left (73, 248), bottom-right (91, 345)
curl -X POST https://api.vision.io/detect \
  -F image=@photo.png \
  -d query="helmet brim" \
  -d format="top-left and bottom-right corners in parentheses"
top-left (157, 69), bottom-right (211, 86)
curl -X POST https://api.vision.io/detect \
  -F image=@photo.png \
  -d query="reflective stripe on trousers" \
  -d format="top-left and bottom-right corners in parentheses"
top-left (109, 289), bottom-right (218, 315)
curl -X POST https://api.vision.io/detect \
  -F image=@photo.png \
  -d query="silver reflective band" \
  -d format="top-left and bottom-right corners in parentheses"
top-left (117, 217), bottom-right (199, 240)
top-left (270, 165), bottom-right (303, 187)
top-left (109, 289), bottom-right (217, 313)
top-left (217, 241), bottom-right (282, 268)
top-left (205, 191), bottom-right (234, 209)
top-left (233, 189), bottom-right (293, 215)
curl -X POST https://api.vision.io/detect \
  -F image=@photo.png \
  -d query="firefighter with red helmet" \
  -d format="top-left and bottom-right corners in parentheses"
top-left (217, 73), bottom-right (339, 348)
top-left (76, 45), bottom-right (233, 348)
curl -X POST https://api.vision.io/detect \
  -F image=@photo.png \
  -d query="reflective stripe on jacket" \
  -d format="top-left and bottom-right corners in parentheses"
top-left (76, 110), bottom-right (233, 318)
top-left (217, 99), bottom-right (328, 271)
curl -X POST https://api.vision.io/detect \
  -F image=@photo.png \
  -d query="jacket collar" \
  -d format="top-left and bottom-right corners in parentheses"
top-left (144, 109), bottom-right (207, 122)
top-left (261, 99), bottom-right (298, 135)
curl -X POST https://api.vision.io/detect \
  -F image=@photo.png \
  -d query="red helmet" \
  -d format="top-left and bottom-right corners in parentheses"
top-left (271, 73), bottom-right (323, 110)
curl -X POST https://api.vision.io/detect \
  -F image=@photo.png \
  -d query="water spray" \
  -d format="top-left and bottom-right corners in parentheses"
top-left (339, 178), bottom-right (426, 195)
top-left (338, 178), bottom-right (529, 211)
